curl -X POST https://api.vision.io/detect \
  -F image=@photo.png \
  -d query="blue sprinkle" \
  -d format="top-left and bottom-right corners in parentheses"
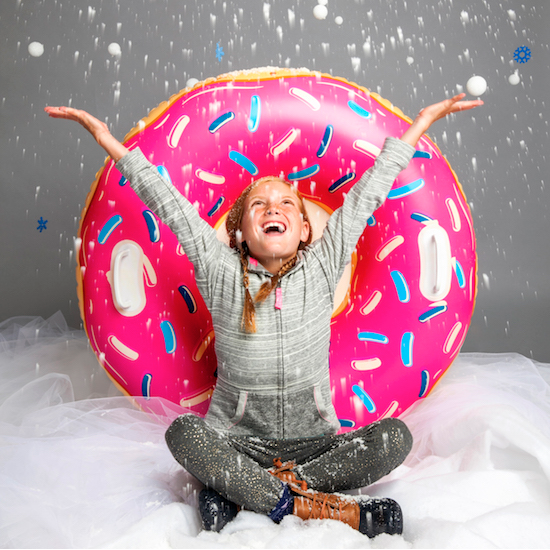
top-left (248, 96), bottom-right (261, 132)
top-left (178, 285), bottom-right (197, 314)
top-left (348, 100), bottom-right (371, 119)
top-left (317, 125), bottom-right (334, 158)
top-left (367, 215), bottom-right (377, 227)
top-left (157, 165), bottom-right (172, 184)
top-left (329, 172), bottom-right (355, 193)
top-left (352, 385), bottom-right (376, 413)
top-left (142, 373), bottom-right (152, 400)
top-left (357, 332), bottom-right (389, 344)
top-left (142, 210), bottom-right (160, 243)
top-left (209, 111), bottom-right (235, 133)
top-left (118, 176), bottom-right (128, 186)
top-left (160, 320), bottom-right (177, 354)
top-left (418, 305), bottom-right (448, 323)
top-left (419, 370), bottom-right (430, 397)
top-left (401, 332), bottom-right (414, 367)
top-left (453, 259), bottom-right (466, 288)
top-left (229, 150), bottom-right (259, 176)
top-left (411, 212), bottom-right (433, 223)
top-left (413, 150), bottom-right (432, 159)
top-left (339, 419), bottom-right (356, 428)
top-left (388, 178), bottom-right (425, 199)
top-left (98, 215), bottom-right (123, 244)
top-left (391, 271), bottom-right (410, 303)
top-left (287, 164), bottom-right (320, 181)
top-left (207, 196), bottom-right (225, 217)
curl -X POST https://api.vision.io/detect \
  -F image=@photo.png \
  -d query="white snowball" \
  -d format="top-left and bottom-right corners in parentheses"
top-left (466, 75), bottom-right (487, 96)
top-left (508, 72), bottom-right (520, 85)
top-left (28, 42), bottom-right (44, 57)
top-left (406, 56), bottom-right (414, 65)
top-left (186, 78), bottom-right (199, 88)
top-left (313, 4), bottom-right (328, 19)
top-left (335, 16), bottom-right (343, 25)
top-left (108, 42), bottom-right (122, 56)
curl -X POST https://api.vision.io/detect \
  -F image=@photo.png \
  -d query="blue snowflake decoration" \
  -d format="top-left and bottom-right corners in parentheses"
top-left (37, 217), bottom-right (48, 232)
top-left (215, 42), bottom-right (224, 62)
top-left (513, 46), bottom-right (531, 63)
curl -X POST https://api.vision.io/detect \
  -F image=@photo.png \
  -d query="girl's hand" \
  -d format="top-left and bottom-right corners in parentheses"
top-left (400, 93), bottom-right (484, 147)
top-left (44, 106), bottom-right (129, 162)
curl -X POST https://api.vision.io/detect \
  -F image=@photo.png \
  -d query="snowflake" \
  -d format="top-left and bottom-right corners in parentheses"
top-left (513, 46), bottom-right (531, 63)
top-left (37, 217), bottom-right (48, 232)
top-left (215, 42), bottom-right (224, 62)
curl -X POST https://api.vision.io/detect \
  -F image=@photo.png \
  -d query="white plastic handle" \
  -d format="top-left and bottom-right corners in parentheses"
top-left (431, 234), bottom-right (440, 295)
top-left (109, 241), bottom-right (147, 317)
top-left (113, 248), bottom-right (132, 310)
top-left (418, 222), bottom-right (452, 301)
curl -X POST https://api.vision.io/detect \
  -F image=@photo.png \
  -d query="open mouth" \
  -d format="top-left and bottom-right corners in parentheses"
top-left (262, 221), bottom-right (286, 234)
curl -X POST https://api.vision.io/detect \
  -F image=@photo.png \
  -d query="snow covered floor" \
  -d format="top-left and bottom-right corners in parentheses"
top-left (1, 314), bottom-right (550, 548)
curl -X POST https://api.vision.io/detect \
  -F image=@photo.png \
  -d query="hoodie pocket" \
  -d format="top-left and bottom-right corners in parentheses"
top-left (228, 390), bottom-right (248, 429)
top-left (313, 383), bottom-right (333, 422)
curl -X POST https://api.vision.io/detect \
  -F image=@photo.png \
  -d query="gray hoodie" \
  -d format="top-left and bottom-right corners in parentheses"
top-left (117, 137), bottom-right (414, 440)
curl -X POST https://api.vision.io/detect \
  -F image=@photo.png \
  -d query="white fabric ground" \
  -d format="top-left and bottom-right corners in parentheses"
top-left (1, 313), bottom-right (550, 549)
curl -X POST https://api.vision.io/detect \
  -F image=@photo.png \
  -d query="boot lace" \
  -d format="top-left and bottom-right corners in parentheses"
top-left (269, 458), bottom-right (346, 521)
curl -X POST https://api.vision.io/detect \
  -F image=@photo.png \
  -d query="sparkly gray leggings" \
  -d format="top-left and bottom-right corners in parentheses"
top-left (165, 413), bottom-right (412, 515)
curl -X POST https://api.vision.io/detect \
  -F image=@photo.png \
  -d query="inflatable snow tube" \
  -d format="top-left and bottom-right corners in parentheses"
top-left (77, 67), bottom-right (477, 430)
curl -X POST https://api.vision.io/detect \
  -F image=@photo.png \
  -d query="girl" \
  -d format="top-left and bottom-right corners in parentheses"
top-left (46, 91), bottom-right (482, 537)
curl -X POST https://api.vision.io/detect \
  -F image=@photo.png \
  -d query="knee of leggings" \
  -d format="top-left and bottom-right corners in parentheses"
top-left (381, 418), bottom-right (413, 461)
top-left (165, 413), bottom-right (204, 456)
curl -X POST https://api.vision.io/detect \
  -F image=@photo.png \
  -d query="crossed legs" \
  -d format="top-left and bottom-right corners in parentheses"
top-left (165, 413), bottom-right (412, 514)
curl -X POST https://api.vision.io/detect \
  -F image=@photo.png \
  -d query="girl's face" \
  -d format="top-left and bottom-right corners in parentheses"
top-left (240, 180), bottom-right (310, 274)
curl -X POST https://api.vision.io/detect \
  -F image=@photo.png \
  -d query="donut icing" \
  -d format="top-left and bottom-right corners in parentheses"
top-left (77, 67), bottom-right (477, 429)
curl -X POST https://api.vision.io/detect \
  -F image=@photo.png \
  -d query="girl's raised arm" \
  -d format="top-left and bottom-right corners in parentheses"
top-left (400, 93), bottom-right (483, 147)
top-left (44, 106), bottom-right (129, 163)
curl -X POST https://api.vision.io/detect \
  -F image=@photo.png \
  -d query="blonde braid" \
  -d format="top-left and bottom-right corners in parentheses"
top-left (253, 256), bottom-right (298, 304)
top-left (240, 253), bottom-right (299, 334)
top-left (239, 246), bottom-right (257, 333)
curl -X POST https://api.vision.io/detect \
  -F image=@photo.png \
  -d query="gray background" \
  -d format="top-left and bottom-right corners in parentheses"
top-left (1, 0), bottom-right (548, 359)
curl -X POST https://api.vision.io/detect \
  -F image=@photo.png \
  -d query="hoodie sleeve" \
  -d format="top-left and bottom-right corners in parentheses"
top-left (311, 136), bottom-right (415, 288)
top-left (116, 148), bottom-right (226, 306)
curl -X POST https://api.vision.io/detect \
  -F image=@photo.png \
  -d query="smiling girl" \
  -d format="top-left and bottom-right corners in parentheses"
top-left (46, 91), bottom-right (482, 537)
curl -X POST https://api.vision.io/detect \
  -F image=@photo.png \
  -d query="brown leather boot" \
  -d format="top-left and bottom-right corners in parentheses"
top-left (269, 458), bottom-right (403, 538)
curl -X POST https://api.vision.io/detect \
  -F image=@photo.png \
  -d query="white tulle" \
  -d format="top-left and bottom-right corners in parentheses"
top-left (1, 313), bottom-right (550, 548)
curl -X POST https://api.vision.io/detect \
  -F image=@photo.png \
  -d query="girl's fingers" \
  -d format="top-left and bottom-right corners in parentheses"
top-left (44, 106), bottom-right (80, 120)
top-left (450, 99), bottom-right (484, 113)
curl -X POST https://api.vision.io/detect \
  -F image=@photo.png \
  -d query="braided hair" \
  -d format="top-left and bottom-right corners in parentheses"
top-left (226, 177), bottom-right (313, 333)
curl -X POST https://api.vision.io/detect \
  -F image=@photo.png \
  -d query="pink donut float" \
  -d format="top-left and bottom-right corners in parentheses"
top-left (77, 68), bottom-right (476, 430)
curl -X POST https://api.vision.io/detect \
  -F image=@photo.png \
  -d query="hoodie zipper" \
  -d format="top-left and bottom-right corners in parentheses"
top-left (275, 280), bottom-right (285, 438)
